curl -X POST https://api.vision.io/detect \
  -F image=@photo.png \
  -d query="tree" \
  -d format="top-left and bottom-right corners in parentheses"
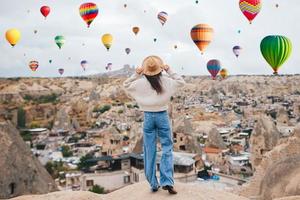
top-left (17, 107), bottom-right (26, 128)
top-left (61, 145), bottom-right (73, 157)
top-left (89, 184), bottom-right (105, 194)
top-left (77, 154), bottom-right (95, 170)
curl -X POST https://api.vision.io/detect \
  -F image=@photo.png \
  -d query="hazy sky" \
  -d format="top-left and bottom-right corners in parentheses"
top-left (0, 0), bottom-right (299, 77)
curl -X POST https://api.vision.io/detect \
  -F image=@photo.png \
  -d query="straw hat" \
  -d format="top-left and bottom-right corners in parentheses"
top-left (142, 56), bottom-right (163, 76)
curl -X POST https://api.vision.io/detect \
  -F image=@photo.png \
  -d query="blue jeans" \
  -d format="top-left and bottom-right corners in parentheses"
top-left (143, 111), bottom-right (174, 189)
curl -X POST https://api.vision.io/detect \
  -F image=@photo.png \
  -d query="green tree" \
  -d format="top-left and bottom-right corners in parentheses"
top-left (77, 154), bottom-right (95, 170)
top-left (89, 184), bottom-right (105, 194)
top-left (17, 107), bottom-right (26, 128)
top-left (61, 145), bottom-right (73, 157)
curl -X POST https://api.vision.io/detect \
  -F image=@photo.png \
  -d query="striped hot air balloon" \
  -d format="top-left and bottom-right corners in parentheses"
top-left (207, 59), bottom-right (221, 80)
top-left (239, 0), bottom-right (261, 24)
top-left (260, 35), bottom-right (292, 75)
top-left (158, 11), bottom-right (168, 26)
top-left (220, 68), bottom-right (228, 79)
top-left (29, 61), bottom-right (39, 72)
top-left (55, 35), bottom-right (65, 49)
top-left (191, 24), bottom-right (213, 54)
top-left (79, 3), bottom-right (99, 28)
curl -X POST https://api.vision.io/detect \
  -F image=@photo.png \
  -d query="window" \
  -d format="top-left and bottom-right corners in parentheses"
top-left (86, 180), bottom-right (94, 187)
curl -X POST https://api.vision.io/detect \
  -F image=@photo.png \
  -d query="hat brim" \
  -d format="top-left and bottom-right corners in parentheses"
top-left (143, 68), bottom-right (163, 76)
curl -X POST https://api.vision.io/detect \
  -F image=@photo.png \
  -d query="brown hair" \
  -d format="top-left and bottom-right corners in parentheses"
top-left (145, 72), bottom-right (163, 94)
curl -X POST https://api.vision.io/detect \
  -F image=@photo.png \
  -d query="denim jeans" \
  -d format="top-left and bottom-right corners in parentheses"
top-left (143, 111), bottom-right (174, 189)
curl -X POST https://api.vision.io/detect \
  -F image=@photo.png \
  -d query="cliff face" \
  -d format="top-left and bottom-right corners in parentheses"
top-left (0, 121), bottom-right (57, 199)
top-left (239, 124), bottom-right (300, 200)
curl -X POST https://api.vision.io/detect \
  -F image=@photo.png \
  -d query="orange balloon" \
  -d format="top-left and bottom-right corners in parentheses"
top-left (191, 24), bottom-right (214, 54)
top-left (132, 27), bottom-right (140, 35)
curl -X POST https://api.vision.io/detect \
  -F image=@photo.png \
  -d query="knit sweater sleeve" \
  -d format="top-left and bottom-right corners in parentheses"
top-left (166, 69), bottom-right (186, 90)
top-left (123, 73), bottom-right (142, 93)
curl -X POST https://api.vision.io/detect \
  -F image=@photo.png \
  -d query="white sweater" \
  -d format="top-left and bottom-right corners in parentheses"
top-left (123, 69), bottom-right (186, 112)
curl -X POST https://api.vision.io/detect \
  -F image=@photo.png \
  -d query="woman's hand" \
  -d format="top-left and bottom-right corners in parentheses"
top-left (162, 64), bottom-right (170, 71)
top-left (136, 67), bottom-right (144, 75)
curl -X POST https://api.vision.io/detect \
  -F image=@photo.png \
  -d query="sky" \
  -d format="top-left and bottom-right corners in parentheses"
top-left (0, 0), bottom-right (299, 77)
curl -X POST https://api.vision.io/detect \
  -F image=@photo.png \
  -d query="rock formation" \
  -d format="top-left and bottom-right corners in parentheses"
top-left (205, 127), bottom-right (227, 149)
top-left (11, 181), bottom-right (249, 200)
top-left (0, 121), bottom-right (57, 199)
top-left (250, 115), bottom-right (280, 168)
top-left (239, 123), bottom-right (300, 200)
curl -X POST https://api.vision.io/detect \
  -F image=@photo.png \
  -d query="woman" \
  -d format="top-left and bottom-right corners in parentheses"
top-left (123, 56), bottom-right (185, 194)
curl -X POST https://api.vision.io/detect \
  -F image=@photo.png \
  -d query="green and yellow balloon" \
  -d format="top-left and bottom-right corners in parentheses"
top-left (260, 35), bottom-right (292, 75)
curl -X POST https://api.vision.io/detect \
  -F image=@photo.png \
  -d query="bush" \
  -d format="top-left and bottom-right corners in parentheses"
top-left (118, 110), bottom-right (124, 114)
top-left (126, 104), bottom-right (133, 109)
top-left (23, 93), bottom-right (59, 104)
top-left (93, 105), bottom-right (111, 114)
top-left (17, 107), bottom-right (26, 128)
top-left (89, 185), bottom-right (105, 194)
top-left (30, 121), bottom-right (40, 129)
top-left (20, 130), bottom-right (32, 142)
top-left (77, 154), bottom-right (95, 170)
top-left (61, 145), bottom-right (73, 157)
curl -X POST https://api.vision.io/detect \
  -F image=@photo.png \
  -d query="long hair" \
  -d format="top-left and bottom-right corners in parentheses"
top-left (145, 72), bottom-right (163, 94)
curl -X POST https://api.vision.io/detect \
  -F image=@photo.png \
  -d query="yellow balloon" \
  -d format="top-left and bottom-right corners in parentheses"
top-left (6, 28), bottom-right (21, 47)
top-left (102, 34), bottom-right (113, 51)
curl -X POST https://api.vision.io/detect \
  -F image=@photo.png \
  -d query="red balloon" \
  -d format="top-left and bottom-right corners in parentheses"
top-left (40, 6), bottom-right (50, 19)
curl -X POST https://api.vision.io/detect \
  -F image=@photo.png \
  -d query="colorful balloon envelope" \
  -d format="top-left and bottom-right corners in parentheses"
top-left (81, 60), bottom-right (88, 70)
top-left (40, 6), bottom-right (50, 19)
top-left (29, 61), bottom-right (39, 72)
top-left (191, 24), bottom-right (213, 54)
top-left (220, 68), bottom-right (228, 79)
top-left (5, 29), bottom-right (21, 47)
top-left (207, 59), bottom-right (221, 80)
top-left (233, 46), bottom-right (242, 58)
top-left (55, 35), bottom-right (65, 49)
top-left (260, 35), bottom-right (292, 75)
top-left (132, 27), bottom-right (140, 35)
top-left (49, 60), bottom-right (52, 64)
top-left (239, 0), bottom-right (261, 24)
top-left (58, 68), bottom-right (64, 75)
top-left (158, 11), bottom-right (168, 26)
top-left (79, 3), bottom-right (99, 28)
top-left (102, 34), bottom-right (113, 51)
top-left (125, 48), bottom-right (131, 55)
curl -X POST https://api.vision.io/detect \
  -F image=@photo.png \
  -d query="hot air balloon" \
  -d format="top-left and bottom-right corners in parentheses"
top-left (233, 46), bottom-right (242, 58)
top-left (191, 24), bottom-right (213, 54)
top-left (207, 59), bottom-right (221, 80)
top-left (276, 4), bottom-right (279, 8)
top-left (239, 0), bottom-right (261, 24)
top-left (102, 34), bottom-right (113, 51)
top-left (238, 30), bottom-right (241, 34)
top-left (81, 60), bottom-right (88, 71)
top-left (124, 4), bottom-right (127, 8)
top-left (158, 11), bottom-right (168, 26)
top-left (58, 68), bottom-right (64, 75)
top-left (55, 36), bottom-right (65, 49)
top-left (220, 68), bottom-right (228, 79)
top-left (34, 30), bottom-right (38, 34)
top-left (132, 27), bottom-right (140, 35)
top-left (40, 6), bottom-right (50, 19)
top-left (29, 61), bottom-right (39, 72)
top-left (125, 48), bottom-right (131, 55)
top-left (49, 60), bottom-right (52, 64)
top-left (260, 35), bottom-right (292, 75)
top-left (106, 63), bottom-right (112, 71)
top-left (5, 29), bottom-right (21, 47)
top-left (154, 38), bottom-right (157, 42)
top-left (174, 45), bottom-right (178, 49)
top-left (196, 0), bottom-right (199, 4)
top-left (79, 3), bottom-right (98, 28)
